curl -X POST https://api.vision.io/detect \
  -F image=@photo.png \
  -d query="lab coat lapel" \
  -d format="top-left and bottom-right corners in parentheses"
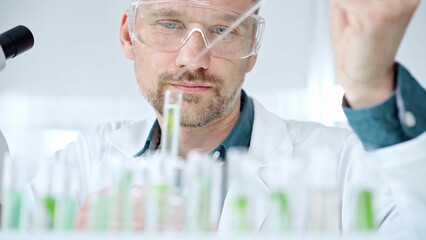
top-left (106, 118), bottom-right (156, 157)
top-left (248, 99), bottom-right (294, 232)
top-left (250, 100), bottom-right (294, 160)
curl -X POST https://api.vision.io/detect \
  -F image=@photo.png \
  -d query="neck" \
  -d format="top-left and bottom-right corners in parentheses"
top-left (157, 96), bottom-right (242, 159)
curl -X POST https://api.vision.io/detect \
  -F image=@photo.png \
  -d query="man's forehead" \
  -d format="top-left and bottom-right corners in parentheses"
top-left (142, 0), bottom-right (256, 13)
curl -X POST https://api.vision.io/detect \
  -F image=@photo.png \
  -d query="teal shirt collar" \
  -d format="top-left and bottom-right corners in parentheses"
top-left (135, 90), bottom-right (254, 160)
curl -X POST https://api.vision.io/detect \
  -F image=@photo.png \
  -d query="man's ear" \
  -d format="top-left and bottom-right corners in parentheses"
top-left (120, 10), bottom-right (134, 60)
top-left (246, 54), bottom-right (258, 73)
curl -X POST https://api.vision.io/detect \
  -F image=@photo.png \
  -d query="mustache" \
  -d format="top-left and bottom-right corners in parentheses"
top-left (158, 70), bottom-right (223, 86)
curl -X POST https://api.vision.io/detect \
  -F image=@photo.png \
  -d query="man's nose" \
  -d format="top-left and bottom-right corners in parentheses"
top-left (176, 30), bottom-right (210, 71)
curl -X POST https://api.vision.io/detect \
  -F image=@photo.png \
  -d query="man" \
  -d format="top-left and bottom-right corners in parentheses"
top-left (42, 0), bottom-right (426, 237)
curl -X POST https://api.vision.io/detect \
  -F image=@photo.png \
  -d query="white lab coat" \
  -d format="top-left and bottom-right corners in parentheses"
top-left (32, 98), bottom-right (426, 239)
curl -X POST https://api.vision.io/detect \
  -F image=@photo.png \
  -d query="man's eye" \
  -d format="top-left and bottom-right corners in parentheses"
top-left (159, 22), bottom-right (181, 30)
top-left (213, 27), bottom-right (228, 35)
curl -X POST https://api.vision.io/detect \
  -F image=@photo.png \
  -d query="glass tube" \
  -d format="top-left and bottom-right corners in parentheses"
top-left (226, 149), bottom-right (257, 233)
top-left (308, 154), bottom-right (340, 233)
top-left (52, 163), bottom-right (79, 231)
top-left (186, 151), bottom-right (213, 232)
top-left (108, 157), bottom-right (134, 232)
top-left (263, 153), bottom-right (306, 233)
top-left (35, 158), bottom-right (58, 231)
top-left (88, 162), bottom-right (114, 231)
top-left (145, 153), bottom-right (172, 232)
top-left (1, 154), bottom-right (26, 230)
top-left (131, 159), bottom-right (149, 232)
top-left (356, 189), bottom-right (376, 231)
top-left (160, 90), bottom-right (182, 158)
top-left (167, 158), bottom-right (186, 232)
top-left (265, 164), bottom-right (293, 233)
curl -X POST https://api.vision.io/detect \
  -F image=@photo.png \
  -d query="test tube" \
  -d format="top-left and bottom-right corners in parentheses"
top-left (34, 158), bottom-right (59, 231)
top-left (264, 163), bottom-right (294, 233)
top-left (356, 189), bottom-right (376, 231)
top-left (167, 158), bottom-right (186, 232)
top-left (158, 90), bottom-right (185, 232)
top-left (88, 162), bottom-right (114, 231)
top-left (108, 156), bottom-right (135, 232)
top-left (226, 149), bottom-right (257, 233)
top-left (52, 163), bottom-right (79, 231)
top-left (131, 159), bottom-right (149, 231)
top-left (186, 151), bottom-right (213, 232)
top-left (145, 153), bottom-right (172, 232)
top-left (307, 153), bottom-right (340, 232)
top-left (346, 153), bottom-right (378, 233)
top-left (160, 90), bottom-right (182, 158)
top-left (1, 154), bottom-right (27, 230)
top-left (266, 153), bottom-right (309, 233)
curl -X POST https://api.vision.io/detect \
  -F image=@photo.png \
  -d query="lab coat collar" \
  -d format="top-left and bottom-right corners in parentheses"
top-left (106, 98), bottom-right (294, 161)
top-left (106, 117), bottom-right (156, 157)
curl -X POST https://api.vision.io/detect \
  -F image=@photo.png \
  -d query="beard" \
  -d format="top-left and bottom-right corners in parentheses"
top-left (141, 70), bottom-right (240, 128)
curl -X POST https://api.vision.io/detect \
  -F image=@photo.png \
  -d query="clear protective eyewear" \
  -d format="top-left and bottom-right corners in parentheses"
top-left (128, 0), bottom-right (265, 60)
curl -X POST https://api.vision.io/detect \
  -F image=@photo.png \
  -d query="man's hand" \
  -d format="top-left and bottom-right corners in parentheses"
top-left (330, 0), bottom-right (420, 109)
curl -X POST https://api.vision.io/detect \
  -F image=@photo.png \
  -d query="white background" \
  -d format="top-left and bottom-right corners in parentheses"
top-left (0, 0), bottom-right (425, 157)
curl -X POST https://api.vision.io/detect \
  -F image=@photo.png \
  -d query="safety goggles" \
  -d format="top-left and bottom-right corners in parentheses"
top-left (128, 0), bottom-right (265, 59)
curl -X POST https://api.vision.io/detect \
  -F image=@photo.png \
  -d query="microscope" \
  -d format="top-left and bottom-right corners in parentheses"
top-left (0, 25), bottom-right (34, 188)
top-left (0, 25), bottom-right (34, 71)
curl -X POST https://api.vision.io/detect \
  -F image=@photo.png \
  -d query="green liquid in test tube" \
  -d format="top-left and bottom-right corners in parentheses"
top-left (270, 191), bottom-right (291, 231)
top-left (54, 197), bottom-right (77, 230)
top-left (118, 171), bottom-right (134, 231)
top-left (188, 177), bottom-right (212, 232)
top-left (151, 184), bottom-right (169, 231)
top-left (146, 90), bottom-right (181, 232)
top-left (42, 196), bottom-right (56, 228)
top-left (90, 195), bottom-right (112, 231)
top-left (3, 190), bottom-right (23, 230)
top-left (233, 196), bottom-right (250, 232)
top-left (161, 90), bottom-right (182, 158)
top-left (356, 190), bottom-right (375, 231)
top-left (1, 155), bottom-right (26, 230)
top-left (186, 152), bottom-right (215, 233)
top-left (49, 162), bottom-right (80, 231)
top-left (198, 178), bottom-right (212, 231)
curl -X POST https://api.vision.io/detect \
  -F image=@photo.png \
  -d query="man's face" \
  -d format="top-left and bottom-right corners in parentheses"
top-left (124, 0), bottom-right (258, 127)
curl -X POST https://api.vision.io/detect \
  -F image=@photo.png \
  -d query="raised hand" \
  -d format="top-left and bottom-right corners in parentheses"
top-left (330, 0), bottom-right (420, 108)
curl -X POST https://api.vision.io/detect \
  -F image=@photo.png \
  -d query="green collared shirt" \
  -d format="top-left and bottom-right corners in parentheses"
top-left (135, 90), bottom-right (254, 160)
top-left (343, 63), bottom-right (426, 149)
